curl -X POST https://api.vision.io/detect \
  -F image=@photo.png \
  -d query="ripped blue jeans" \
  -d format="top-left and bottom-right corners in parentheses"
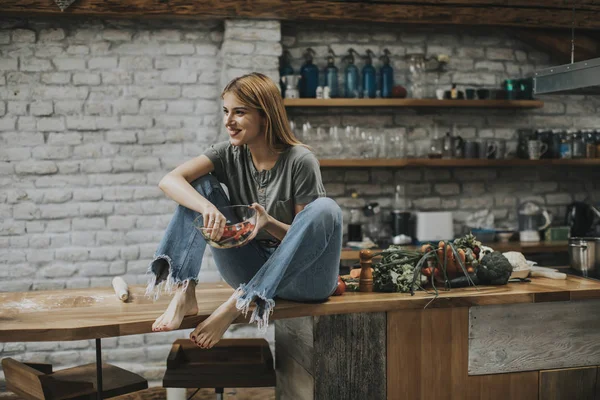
top-left (146, 174), bottom-right (343, 331)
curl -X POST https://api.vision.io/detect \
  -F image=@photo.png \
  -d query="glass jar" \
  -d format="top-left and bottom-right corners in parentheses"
top-left (504, 79), bottom-right (515, 100)
top-left (549, 129), bottom-right (563, 159)
top-left (348, 209), bottom-right (362, 242)
top-left (560, 130), bottom-right (573, 159)
top-left (584, 130), bottom-right (597, 158)
top-left (572, 130), bottom-right (586, 159)
top-left (407, 54), bottom-right (426, 99)
top-left (537, 129), bottom-right (552, 159)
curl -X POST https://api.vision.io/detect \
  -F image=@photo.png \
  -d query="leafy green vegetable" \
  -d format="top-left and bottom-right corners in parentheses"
top-left (372, 246), bottom-right (422, 293)
top-left (374, 262), bottom-right (418, 293)
top-left (477, 251), bottom-right (513, 285)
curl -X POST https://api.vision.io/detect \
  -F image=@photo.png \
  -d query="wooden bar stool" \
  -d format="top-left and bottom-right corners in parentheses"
top-left (1, 358), bottom-right (147, 400)
top-left (163, 338), bottom-right (275, 400)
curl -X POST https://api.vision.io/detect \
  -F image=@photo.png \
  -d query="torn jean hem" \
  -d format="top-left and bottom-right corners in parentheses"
top-left (145, 254), bottom-right (198, 301)
top-left (233, 284), bottom-right (275, 334)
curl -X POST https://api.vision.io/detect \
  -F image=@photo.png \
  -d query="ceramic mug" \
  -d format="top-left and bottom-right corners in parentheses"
top-left (493, 139), bottom-right (507, 159)
top-left (464, 141), bottom-right (480, 159)
top-left (480, 140), bottom-right (498, 159)
top-left (528, 140), bottom-right (548, 160)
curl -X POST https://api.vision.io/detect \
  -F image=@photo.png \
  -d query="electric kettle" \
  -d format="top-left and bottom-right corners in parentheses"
top-left (566, 201), bottom-right (600, 237)
top-left (518, 201), bottom-right (552, 242)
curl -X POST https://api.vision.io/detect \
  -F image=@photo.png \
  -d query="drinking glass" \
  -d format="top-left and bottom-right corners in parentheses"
top-left (389, 131), bottom-right (407, 158)
top-left (343, 125), bottom-right (361, 158)
top-left (329, 125), bottom-right (344, 157)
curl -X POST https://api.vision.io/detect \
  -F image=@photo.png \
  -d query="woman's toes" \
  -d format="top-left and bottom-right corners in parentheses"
top-left (152, 317), bottom-right (163, 331)
top-left (199, 334), bottom-right (209, 348)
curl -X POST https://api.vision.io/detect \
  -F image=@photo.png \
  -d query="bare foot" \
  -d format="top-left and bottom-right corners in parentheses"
top-left (152, 282), bottom-right (199, 332)
top-left (189, 295), bottom-right (241, 349)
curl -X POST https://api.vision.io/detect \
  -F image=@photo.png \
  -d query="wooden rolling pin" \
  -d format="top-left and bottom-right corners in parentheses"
top-left (112, 277), bottom-right (129, 301)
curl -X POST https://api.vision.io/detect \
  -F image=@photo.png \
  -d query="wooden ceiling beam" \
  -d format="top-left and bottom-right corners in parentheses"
top-left (4, 0), bottom-right (600, 31)
top-left (515, 29), bottom-right (600, 64)
top-left (337, 0), bottom-right (600, 12)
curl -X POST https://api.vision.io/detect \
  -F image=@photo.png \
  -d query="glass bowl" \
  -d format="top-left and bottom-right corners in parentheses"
top-left (496, 230), bottom-right (515, 243)
top-left (193, 205), bottom-right (257, 249)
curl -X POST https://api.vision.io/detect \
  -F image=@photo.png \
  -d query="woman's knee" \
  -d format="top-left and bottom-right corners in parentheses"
top-left (189, 174), bottom-right (221, 196)
top-left (188, 175), bottom-right (230, 207)
top-left (305, 197), bottom-right (342, 225)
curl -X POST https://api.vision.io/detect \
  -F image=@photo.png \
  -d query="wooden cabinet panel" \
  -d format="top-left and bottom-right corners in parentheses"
top-left (539, 367), bottom-right (598, 400)
top-left (387, 308), bottom-right (539, 400)
top-left (469, 301), bottom-right (600, 375)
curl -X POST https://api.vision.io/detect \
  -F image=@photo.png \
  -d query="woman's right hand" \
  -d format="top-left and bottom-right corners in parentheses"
top-left (202, 205), bottom-right (227, 241)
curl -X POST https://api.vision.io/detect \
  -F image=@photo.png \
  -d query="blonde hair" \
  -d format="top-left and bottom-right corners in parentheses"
top-left (222, 72), bottom-right (305, 152)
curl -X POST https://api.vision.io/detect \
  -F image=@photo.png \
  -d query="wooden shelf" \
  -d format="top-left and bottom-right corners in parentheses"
top-left (318, 158), bottom-right (600, 168)
top-left (341, 241), bottom-right (569, 260)
top-left (284, 98), bottom-right (544, 109)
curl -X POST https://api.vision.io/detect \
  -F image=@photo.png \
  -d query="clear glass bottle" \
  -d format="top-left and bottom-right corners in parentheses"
top-left (300, 48), bottom-right (319, 98)
top-left (379, 49), bottom-right (394, 98)
top-left (343, 48), bottom-right (360, 99)
top-left (324, 47), bottom-right (339, 98)
top-left (362, 49), bottom-right (377, 99)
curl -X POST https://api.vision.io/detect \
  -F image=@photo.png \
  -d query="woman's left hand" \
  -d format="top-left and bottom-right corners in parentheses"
top-left (248, 203), bottom-right (270, 240)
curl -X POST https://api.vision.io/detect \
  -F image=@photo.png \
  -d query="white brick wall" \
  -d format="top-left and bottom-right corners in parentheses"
top-left (0, 17), bottom-right (282, 389)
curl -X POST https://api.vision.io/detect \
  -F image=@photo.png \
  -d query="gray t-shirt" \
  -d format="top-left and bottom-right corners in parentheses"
top-left (204, 142), bottom-right (326, 245)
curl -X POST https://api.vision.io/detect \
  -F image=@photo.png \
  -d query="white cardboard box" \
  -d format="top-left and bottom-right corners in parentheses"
top-left (415, 211), bottom-right (454, 243)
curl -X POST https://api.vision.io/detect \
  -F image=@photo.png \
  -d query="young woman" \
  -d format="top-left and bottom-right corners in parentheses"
top-left (146, 72), bottom-right (343, 349)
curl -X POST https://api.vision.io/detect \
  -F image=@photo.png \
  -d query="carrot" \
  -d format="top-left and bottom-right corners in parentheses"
top-left (436, 244), bottom-right (444, 267)
top-left (421, 244), bottom-right (433, 254)
top-left (350, 268), bottom-right (361, 279)
top-left (467, 266), bottom-right (475, 274)
top-left (445, 243), bottom-right (456, 275)
top-left (422, 267), bottom-right (432, 277)
top-left (457, 249), bottom-right (466, 272)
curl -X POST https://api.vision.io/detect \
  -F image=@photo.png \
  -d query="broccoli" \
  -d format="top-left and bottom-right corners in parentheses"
top-left (476, 251), bottom-right (513, 285)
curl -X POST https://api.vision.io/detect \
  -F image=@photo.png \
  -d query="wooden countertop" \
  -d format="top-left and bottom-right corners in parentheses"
top-left (1, 272), bottom-right (599, 342)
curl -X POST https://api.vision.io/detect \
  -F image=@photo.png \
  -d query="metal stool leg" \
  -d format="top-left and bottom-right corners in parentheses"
top-left (96, 338), bottom-right (103, 400)
top-left (215, 387), bottom-right (223, 400)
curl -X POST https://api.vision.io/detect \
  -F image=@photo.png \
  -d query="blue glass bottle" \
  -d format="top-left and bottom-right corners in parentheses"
top-left (279, 50), bottom-right (294, 98)
top-left (362, 49), bottom-right (377, 99)
top-left (300, 48), bottom-right (319, 98)
top-left (379, 49), bottom-right (394, 98)
top-left (324, 47), bottom-right (339, 98)
top-left (343, 48), bottom-right (359, 98)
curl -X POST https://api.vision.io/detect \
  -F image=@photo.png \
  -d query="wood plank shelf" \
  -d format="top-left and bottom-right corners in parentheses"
top-left (341, 241), bottom-right (568, 260)
top-left (318, 158), bottom-right (600, 168)
top-left (284, 98), bottom-right (544, 108)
